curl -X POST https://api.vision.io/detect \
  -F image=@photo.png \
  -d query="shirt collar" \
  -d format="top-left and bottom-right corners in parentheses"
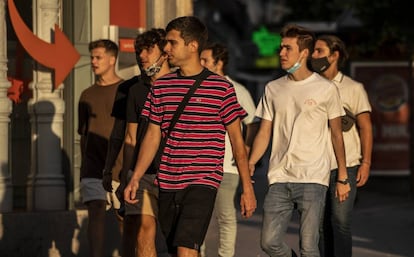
top-left (332, 71), bottom-right (344, 84)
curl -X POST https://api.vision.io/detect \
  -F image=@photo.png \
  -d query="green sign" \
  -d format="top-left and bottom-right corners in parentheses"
top-left (252, 26), bottom-right (281, 57)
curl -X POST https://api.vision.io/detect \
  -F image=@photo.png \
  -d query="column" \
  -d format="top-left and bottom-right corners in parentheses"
top-left (176, 0), bottom-right (193, 17)
top-left (0, 0), bottom-right (13, 212)
top-left (26, 0), bottom-right (66, 210)
top-left (147, 0), bottom-right (193, 29)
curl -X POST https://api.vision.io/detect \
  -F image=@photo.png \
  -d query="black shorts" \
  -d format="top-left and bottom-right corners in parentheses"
top-left (158, 185), bottom-right (217, 254)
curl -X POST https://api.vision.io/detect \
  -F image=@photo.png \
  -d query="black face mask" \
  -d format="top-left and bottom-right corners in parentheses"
top-left (310, 56), bottom-right (331, 73)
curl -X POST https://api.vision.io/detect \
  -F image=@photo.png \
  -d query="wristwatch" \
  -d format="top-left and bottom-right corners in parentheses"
top-left (336, 178), bottom-right (349, 185)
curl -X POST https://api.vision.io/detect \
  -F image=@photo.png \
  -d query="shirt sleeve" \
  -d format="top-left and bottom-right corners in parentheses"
top-left (127, 80), bottom-right (152, 124)
top-left (126, 84), bottom-right (139, 123)
top-left (111, 77), bottom-right (139, 120)
top-left (220, 81), bottom-right (247, 126)
top-left (234, 82), bottom-right (256, 125)
top-left (327, 83), bottom-right (346, 120)
top-left (255, 82), bottom-right (274, 122)
top-left (350, 82), bottom-right (372, 115)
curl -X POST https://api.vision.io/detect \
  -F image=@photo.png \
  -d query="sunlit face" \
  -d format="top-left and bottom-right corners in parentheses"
top-left (312, 40), bottom-right (331, 59)
top-left (200, 49), bottom-right (219, 73)
top-left (90, 47), bottom-right (115, 77)
top-left (279, 37), bottom-right (301, 70)
top-left (139, 44), bottom-right (163, 70)
top-left (164, 29), bottom-right (191, 67)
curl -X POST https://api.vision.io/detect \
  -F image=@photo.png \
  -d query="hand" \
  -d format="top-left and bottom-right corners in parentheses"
top-left (124, 178), bottom-right (140, 204)
top-left (102, 172), bottom-right (113, 192)
top-left (335, 182), bottom-right (351, 202)
top-left (115, 179), bottom-right (126, 202)
top-left (248, 162), bottom-right (256, 177)
top-left (356, 164), bottom-right (370, 187)
top-left (240, 186), bottom-right (257, 218)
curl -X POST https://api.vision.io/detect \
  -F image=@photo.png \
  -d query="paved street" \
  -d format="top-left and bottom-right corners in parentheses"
top-left (2, 159), bottom-right (412, 257)
top-left (202, 163), bottom-right (414, 257)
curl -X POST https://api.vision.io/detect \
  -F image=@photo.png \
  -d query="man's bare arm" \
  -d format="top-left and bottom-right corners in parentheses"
top-left (124, 122), bottom-right (161, 204)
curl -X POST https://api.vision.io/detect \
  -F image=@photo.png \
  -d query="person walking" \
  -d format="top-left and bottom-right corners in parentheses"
top-left (248, 24), bottom-right (349, 257)
top-left (199, 42), bottom-right (259, 257)
top-left (102, 28), bottom-right (171, 257)
top-left (310, 34), bottom-right (373, 257)
top-left (124, 16), bottom-right (256, 257)
top-left (78, 39), bottom-right (123, 257)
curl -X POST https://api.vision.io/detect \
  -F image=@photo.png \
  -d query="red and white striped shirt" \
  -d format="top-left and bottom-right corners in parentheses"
top-left (142, 69), bottom-right (247, 190)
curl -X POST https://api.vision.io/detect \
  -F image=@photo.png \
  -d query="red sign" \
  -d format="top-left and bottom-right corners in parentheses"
top-left (351, 62), bottom-right (411, 176)
top-left (119, 38), bottom-right (136, 53)
top-left (8, 0), bottom-right (80, 89)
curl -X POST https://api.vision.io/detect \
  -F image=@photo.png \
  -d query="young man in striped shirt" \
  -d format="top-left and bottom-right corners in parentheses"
top-left (124, 16), bottom-right (257, 257)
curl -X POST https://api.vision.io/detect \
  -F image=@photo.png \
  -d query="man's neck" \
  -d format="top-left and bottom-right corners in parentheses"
top-left (179, 60), bottom-right (204, 77)
top-left (287, 68), bottom-right (313, 81)
top-left (96, 71), bottom-right (121, 86)
top-left (322, 67), bottom-right (339, 81)
top-left (150, 63), bottom-right (170, 83)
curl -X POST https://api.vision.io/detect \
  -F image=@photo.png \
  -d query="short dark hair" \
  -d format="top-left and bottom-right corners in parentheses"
top-left (88, 39), bottom-right (119, 57)
top-left (203, 42), bottom-right (229, 70)
top-left (166, 16), bottom-right (208, 54)
top-left (134, 28), bottom-right (167, 56)
top-left (316, 35), bottom-right (349, 69)
top-left (280, 24), bottom-right (315, 53)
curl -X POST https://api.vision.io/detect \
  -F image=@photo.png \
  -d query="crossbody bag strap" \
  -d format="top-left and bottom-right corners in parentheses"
top-left (155, 69), bottom-right (211, 166)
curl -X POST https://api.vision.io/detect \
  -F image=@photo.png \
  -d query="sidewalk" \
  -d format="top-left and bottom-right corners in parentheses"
top-left (202, 167), bottom-right (414, 257)
top-left (1, 166), bottom-right (412, 257)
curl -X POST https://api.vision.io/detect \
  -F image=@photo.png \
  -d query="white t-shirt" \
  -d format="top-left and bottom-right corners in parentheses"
top-left (223, 75), bottom-right (257, 175)
top-left (256, 73), bottom-right (344, 186)
top-left (329, 72), bottom-right (372, 169)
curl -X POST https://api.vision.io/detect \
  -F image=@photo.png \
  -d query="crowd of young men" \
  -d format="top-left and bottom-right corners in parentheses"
top-left (79, 15), bottom-right (372, 257)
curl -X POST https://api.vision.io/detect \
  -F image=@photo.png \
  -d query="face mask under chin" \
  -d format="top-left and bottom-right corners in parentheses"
top-left (144, 55), bottom-right (164, 76)
top-left (285, 53), bottom-right (304, 74)
top-left (144, 63), bottom-right (162, 76)
top-left (310, 56), bottom-right (331, 73)
top-left (286, 61), bottom-right (301, 74)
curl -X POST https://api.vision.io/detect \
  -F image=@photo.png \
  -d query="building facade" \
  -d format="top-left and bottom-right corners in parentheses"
top-left (0, 1), bottom-right (191, 255)
top-left (2, 0), bottom-right (192, 213)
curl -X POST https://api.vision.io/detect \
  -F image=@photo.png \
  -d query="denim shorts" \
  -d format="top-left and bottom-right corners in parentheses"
top-left (80, 178), bottom-right (121, 210)
top-left (158, 185), bottom-right (217, 254)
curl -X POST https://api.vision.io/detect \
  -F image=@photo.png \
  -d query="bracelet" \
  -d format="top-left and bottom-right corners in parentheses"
top-left (336, 178), bottom-right (349, 185)
top-left (361, 160), bottom-right (371, 166)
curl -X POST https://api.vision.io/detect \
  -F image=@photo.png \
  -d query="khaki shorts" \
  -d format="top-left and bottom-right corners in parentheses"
top-left (80, 178), bottom-right (121, 211)
top-left (125, 172), bottom-right (158, 217)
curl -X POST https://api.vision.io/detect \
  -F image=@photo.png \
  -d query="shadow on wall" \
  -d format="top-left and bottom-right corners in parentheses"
top-left (0, 208), bottom-right (122, 257)
top-left (0, 162), bottom-right (12, 212)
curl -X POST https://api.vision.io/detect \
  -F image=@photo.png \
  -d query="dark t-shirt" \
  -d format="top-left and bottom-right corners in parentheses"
top-left (111, 76), bottom-right (139, 120)
top-left (78, 81), bottom-right (123, 180)
top-left (126, 75), bottom-right (157, 173)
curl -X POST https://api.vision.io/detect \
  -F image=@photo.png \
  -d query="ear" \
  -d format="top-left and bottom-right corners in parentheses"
top-left (216, 59), bottom-right (224, 72)
top-left (188, 40), bottom-right (199, 53)
top-left (331, 50), bottom-right (340, 61)
top-left (301, 48), bottom-right (310, 58)
top-left (109, 55), bottom-right (117, 65)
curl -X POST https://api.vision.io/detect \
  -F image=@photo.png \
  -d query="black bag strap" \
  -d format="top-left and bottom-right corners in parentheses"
top-left (155, 69), bottom-right (211, 166)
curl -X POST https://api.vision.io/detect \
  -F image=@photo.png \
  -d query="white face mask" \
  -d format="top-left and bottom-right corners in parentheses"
top-left (285, 52), bottom-right (304, 74)
top-left (144, 55), bottom-right (164, 77)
